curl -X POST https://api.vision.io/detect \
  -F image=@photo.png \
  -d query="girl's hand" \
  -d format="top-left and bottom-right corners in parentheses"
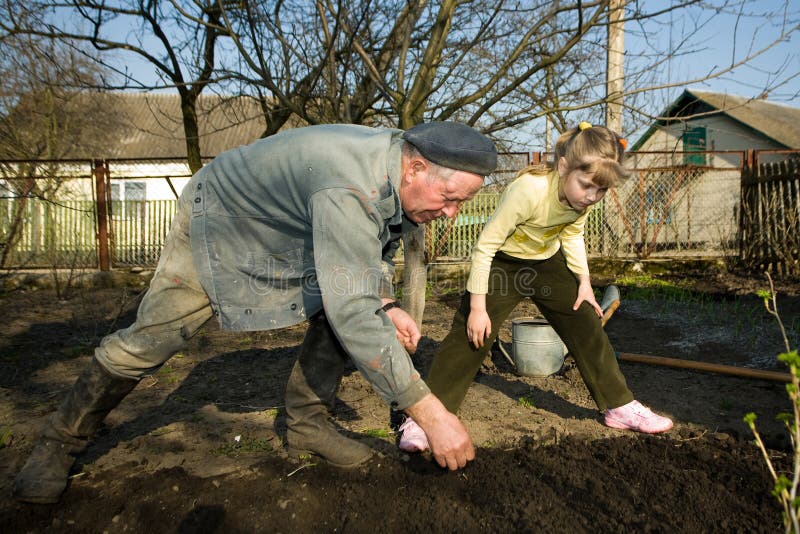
top-left (573, 275), bottom-right (603, 317)
top-left (467, 310), bottom-right (492, 348)
top-left (467, 293), bottom-right (492, 348)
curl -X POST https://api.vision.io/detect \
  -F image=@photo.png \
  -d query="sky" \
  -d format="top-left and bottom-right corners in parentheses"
top-left (98, 1), bottom-right (800, 150)
top-left (632, 0), bottom-right (800, 105)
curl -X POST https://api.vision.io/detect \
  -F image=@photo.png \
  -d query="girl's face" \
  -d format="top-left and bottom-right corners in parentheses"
top-left (557, 157), bottom-right (608, 211)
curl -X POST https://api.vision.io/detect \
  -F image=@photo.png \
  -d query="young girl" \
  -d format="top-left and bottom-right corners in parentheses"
top-left (398, 122), bottom-right (672, 451)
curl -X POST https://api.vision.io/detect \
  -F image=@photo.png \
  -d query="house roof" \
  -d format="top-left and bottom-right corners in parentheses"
top-left (72, 92), bottom-right (270, 159)
top-left (630, 89), bottom-right (800, 150)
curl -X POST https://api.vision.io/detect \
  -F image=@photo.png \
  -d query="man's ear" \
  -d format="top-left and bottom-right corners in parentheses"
top-left (405, 157), bottom-right (428, 183)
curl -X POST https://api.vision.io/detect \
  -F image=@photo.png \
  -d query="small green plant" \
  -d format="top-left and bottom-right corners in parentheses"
top-left (0, 425), bottom-right (12, 449)
top-left (156, 365), bottom-right (179, 384)
top-left (517, 396), bottom-right (535, 409)
top-left (745, 274), bottom-right (800, 533)
top-left (362, 428), bottom-right (390, 439)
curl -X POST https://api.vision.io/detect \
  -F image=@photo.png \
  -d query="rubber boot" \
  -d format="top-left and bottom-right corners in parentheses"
top-left (13, 358), bottom-right (138, 504)
top-left (285, 313), bottom-right (373, 468)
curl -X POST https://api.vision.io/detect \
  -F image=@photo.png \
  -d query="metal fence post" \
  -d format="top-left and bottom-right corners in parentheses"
top-left (94, 159), bottom-right (110, 271)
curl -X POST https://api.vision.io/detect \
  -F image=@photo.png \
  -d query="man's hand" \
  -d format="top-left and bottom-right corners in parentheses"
top-left (383, 302), bottom-right (421, 353)
top-left (405, 394), bottom-right (475, 470)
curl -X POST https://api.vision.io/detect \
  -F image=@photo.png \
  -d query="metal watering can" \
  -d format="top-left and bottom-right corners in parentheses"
top-left (494, 285), bottom-right (621, 377)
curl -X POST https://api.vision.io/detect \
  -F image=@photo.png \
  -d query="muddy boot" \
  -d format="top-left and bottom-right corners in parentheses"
top-left (13, 358), bottom-right (138, 504)
top-left (285, 313), bottom-right (373, 468)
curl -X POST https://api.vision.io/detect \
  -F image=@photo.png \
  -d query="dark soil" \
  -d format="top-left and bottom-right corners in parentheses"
top-left (1, 273), bottom-right (798, 533)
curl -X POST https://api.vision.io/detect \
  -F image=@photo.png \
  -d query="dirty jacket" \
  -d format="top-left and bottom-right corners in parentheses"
top-left (189, 124), bottom-right (430, 409)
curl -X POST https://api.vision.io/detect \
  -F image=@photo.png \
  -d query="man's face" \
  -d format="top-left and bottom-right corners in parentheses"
top-left (399, 161), bottom-right (484, 224)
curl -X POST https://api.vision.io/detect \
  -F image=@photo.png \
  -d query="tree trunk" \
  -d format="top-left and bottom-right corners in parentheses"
top-left (401, 224), bottom-right (427, 330)
top-left (180, 92), bottom-right (204, 174)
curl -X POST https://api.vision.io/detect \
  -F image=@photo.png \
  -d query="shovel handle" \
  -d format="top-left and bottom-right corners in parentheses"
top-left (601, 299), bottom-right (620, 327)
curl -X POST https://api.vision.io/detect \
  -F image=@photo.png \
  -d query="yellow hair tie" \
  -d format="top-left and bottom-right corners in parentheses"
top-left (578, 121), bottom-right (592, 131)
top-left (618, 138), bottom-right (628, 150)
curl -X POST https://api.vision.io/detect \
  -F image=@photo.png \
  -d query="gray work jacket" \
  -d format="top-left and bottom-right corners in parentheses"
top-left (189, 124), bottom-right (429, 409)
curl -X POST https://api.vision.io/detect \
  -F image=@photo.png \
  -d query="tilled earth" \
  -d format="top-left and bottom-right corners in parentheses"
top-left (1, 275), bottom-right (797, 533)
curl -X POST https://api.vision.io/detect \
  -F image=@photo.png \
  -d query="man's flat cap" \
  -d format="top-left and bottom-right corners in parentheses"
top-left (402, 122), bottom-right (497, 176)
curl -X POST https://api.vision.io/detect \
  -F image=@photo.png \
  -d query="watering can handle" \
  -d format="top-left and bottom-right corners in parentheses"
top-left (492, 337), bottom-right (517, 367)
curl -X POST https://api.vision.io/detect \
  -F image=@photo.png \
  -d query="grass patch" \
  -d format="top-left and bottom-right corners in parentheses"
top-left (613, 274), bottom-right (698, 302)
top-left (212, 437), bottom-right (276, 457)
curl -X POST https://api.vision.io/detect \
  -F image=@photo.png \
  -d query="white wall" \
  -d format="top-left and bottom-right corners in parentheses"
top-left (632, 115), bottom-right (785, 169)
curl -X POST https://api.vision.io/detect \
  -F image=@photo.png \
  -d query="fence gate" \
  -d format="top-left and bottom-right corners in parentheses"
top-left (740, 150), bottom-right (800, 278)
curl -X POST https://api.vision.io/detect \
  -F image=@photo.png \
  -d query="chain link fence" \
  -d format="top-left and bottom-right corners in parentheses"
top-left (0, 150), bottom-right (770, 270)
top-left (426, 151), bottom-right (744, 261)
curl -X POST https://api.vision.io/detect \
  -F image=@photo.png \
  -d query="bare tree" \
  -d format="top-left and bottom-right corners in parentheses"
top-left (0, 35), bottom-right (112, 273)
top-left (209, 0), bottom-right (799, 324)
top-left (3, 0), bottom-right (797, 319)
top-left (0, 0), bottom-right (229, 173)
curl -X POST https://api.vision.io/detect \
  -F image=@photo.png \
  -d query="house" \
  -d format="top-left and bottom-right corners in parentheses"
top-left (629, 89), bottom-right (800, 167)
top-left (605, 90), bottom-right (800, 256)
top-left (0, 92), bottom-right (275, 266)
top-left (87, 92), bottom-right (271, 201)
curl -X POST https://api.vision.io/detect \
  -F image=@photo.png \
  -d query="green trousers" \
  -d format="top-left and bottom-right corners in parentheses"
top-left (426, 250), bottom-right (634, 413)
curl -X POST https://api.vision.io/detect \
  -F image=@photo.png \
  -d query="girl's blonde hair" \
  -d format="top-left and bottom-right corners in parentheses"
top-left (517, 123), bottom-right (630, 188)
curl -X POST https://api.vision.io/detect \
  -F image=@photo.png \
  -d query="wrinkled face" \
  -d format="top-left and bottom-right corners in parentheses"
top-left (557, 156), bottom-right (608, 211)
top-left (399, 160), bottom-right (484, 224)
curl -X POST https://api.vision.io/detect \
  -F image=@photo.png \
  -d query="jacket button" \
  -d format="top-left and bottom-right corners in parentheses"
top-left (194, 197), bottom-right (201, 203)
top-left (290, 303), bottom-right (297, 311)
top-left (245, 309), bottom-right (252, 315)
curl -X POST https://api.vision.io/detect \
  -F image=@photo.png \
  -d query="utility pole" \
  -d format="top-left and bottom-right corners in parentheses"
top-left (606, 0), bottom-right (625, 133)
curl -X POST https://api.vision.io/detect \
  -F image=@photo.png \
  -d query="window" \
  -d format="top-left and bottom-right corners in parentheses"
top-left (125, 182), bottom-right (146, 201)
top-left (111, 182), bottom-right (146, 219)
top-left (682, 126), bottom-right (706, 165)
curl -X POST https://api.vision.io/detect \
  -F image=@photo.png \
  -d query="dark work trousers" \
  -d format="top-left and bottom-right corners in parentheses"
top-left (425, 249), bottom-right (634, 413)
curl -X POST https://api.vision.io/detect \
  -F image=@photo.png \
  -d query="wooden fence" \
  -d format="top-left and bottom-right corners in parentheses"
top-left (740, 150), bottom-right (800, 278)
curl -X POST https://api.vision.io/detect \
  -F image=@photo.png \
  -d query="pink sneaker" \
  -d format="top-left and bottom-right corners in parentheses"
top-left (605, 400), bottom-right (673, 434)
top-left (398, 417), bottom-right (430, 452)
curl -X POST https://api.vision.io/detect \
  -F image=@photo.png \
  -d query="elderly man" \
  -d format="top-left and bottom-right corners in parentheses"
top-left (14, 122), bottom-right (498, 504)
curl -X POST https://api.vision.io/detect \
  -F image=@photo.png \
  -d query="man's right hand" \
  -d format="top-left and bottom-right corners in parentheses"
top-left (405, 393), bottom-right (475, 470)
